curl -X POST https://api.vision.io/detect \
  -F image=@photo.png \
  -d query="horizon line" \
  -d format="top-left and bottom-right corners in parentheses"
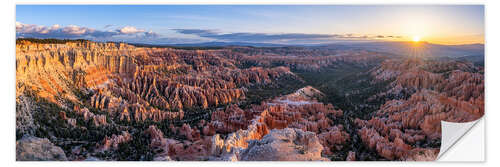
top-left (15, 37), bottom-right (485, 47)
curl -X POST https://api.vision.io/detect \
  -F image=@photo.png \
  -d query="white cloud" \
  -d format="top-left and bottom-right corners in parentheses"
top-left (117, 26), bottom-right (145, 34)
top-left (62, 25), bottom-right (94, 35)
top-left (16, 22), bottom-right (159, 40)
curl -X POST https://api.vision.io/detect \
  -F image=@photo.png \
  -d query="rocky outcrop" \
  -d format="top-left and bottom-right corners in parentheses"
top-left (16, 95), bottom-right (39, 136)
top-left (239, 128), bottom-right (328, 161)
top-left (74, 107), bottom-right (107, 127)
top-left (209, 87), bottom-right (348, 160)
top-left (272, 86), bottom-right (324, 105)
top-left (318, 125), bottom-right (350, 156)
top-left (355, 88), bottom-right (481, 160)
top-left (371, 58), bottom-right (484, 104)
top-left (145, 125), bottom-right (172, 161)
top-left (356, 127), bottom-right (427, 160)
top-left (16, 41), bottom-right (295, 125)
top-left (16, 41), bottom-right (136, 105)
top-left (358, 57), bottom-right (484, 160)
top-left (145, 125), bottom-right (213, 161)
top-left (96, 131), bottom-right (132, 152)
top-left (136, 86), bottom-right (346, 161)
top-left (346, 151), bottom-right (356, 161)
top-left (16, 136), bottom-right (67, 161)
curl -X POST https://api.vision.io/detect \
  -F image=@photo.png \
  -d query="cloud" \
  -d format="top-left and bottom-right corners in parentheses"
top-left (172, 28), bottom-right (401, 44)
top-left (173, 29), bottom-right (218, 36)
top-left (172, 29), bottom-right (335, 41)
top-left (15, 22), bottom-right (402, 45)
top-left (17, 22), bottom-right (110, 38)
top-left (103, 24), bottom-right (114, 29)
top-left (62, 25), bottom-right (95, 35)
top-left (16, 22), bottom-right (158, 40)
top-left (117, 26), bottom-right (145, 34)
top-left (144, 30), bottom-right (160, 38)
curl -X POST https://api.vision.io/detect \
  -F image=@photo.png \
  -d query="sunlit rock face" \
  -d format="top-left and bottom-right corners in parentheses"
top-left (16, 41), bottom-right (137, 105)
top-left (16, 41), bottom-right (294, 122)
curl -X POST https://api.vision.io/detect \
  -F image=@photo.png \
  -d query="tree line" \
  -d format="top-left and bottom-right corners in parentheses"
top-left (16, 38), bottom-right (90, 44)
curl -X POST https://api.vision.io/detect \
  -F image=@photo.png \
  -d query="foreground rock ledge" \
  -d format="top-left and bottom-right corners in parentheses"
top-left (239, 128), bottom-right (328, 161)
top-left (16, 136), bottom-right (67, 161)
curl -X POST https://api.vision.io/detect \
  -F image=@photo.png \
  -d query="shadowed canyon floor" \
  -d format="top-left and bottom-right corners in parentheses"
top-left (16, 39), bottom-right (484, 161)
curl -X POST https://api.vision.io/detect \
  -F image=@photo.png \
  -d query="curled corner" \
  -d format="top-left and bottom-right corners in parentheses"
top-left (437, 118), bottom-right (481, 160)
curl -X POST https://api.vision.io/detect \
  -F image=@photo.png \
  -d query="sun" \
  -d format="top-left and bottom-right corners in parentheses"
top-left (412, 36), bottom-right (421, 42)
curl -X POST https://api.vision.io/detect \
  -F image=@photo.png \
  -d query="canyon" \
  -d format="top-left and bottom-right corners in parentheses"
top-left (16, 39), bottom-right (484, 161)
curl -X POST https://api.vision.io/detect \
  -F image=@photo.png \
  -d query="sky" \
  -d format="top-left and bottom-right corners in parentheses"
top-left (16, 5), bottom-right (484, 45)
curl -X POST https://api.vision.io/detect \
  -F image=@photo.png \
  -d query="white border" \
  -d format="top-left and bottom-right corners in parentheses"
top-left (2, 0), bottom-right (497, 166)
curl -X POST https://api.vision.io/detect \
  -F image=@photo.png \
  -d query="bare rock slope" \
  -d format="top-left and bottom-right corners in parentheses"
top-left (240, 128), bottom-right (328, 161)
top-left (16, 136), bottom-right (67, 161)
